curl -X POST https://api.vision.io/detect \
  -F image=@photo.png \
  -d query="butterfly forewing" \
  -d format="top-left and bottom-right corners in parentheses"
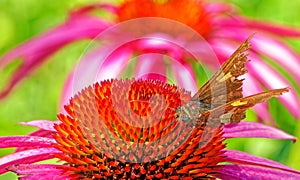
top-left (192, 35), bottom-right (252, 106)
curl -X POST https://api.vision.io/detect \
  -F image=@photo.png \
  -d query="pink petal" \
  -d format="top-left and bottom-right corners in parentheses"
top-left (217, 164), bottom-right (300, 180)
top-left (242, 74), bottom-right (275, 124)
top-left (9, 164), bottom-right (80, 180)
top-left (15, 129), bottom-right (54, 153)
top-left (210, 38), bottom-right (300, 118)
top-left (170, 60), bottom-right (198, 94)
top-left (247, 53), bottom-right (300, 118)
top-left (252, 34), bottom-right (300, 83)
top-left (8, 164), bottom-right (65, 175)
top-left (20, 120), bottom-right (59, 132)
top-left (134, 54), bottom-right (167, 82)
top-left (0, 148), bottom-right (61, 174)
top-left (72, 43), bottom-right (133, 94)
top-left (225, 150), bottom-right (299, 173)
top-left (96, 46), bottom-right (134, 81)
top-left (211, 28), bottom-right (300, 85)
top-left (19, 173), bottom-right (79, 180)
top-left (0, 136), bottom-right (55, 148)
top-left (59, 71), bottom-right (75, 113)
top-left (205, 2), bottom-right (236, 14)
top-left (70, 4), bottom-right (118, 16)
top-left (0, 13), bottom-right (111, 99)
top-left (215, 17), bottom-right (300, 37)
top-left (223, 122), bottom-right (296, 141)
top-left (27, 129), bottom-right (54, 138)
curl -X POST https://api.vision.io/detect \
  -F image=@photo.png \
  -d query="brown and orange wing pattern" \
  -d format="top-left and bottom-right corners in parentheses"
top-left (196, 88), bottom-right (289, 127)
top-left (192, 35), bottom-right (252, 106)
top-left (176, 35), bottom-right (289, 127)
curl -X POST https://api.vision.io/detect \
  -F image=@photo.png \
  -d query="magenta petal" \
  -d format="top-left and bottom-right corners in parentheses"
top-left (0, 13), bottom-right (110, 99)
top-left (211, 28), bottom-right (300, 84)
top-left (251, 34), bottom-right (300, 83)
top-left (19, 173), bottom-right (79, 180)
top-left (70, 4), bottom-right (118, 16)
top-left (96, 46), bottom-right (134, 81)
top-left (217, 164), bottom-right (300, 180)
top-left (205, 2), bottom-right (235, 14)
top-left (0, 148), bottom-right (61, 174)
top-left (243, 74), bottom-right (275, 124)
top-left (224, 150), bottom-right (299, 173)
top-left (72, 44), bottom-right (133, 94)
top-left (0, 136), bottom-right (55, 148)
top-left (215, 17), bottom-right (300, 37)
top-left (134, 54), bottom-right (167, 82)
top-left (247, 53), bottom-right (300, 118)
top-left (19, 174), bottom-right (80, 180)
top-left (223, 122), bottom-right (296, 141)
top-left (8, 164), bottom-right (64, 174)
top-left (59, 71), bottom-right (75, 113)
top-left (210, 38), bottom-right (300, 118)
top-left (14, 129), bottom-right (55, 153)
top-left (8, 164), bottom-right (80, 180)
top-left (20, 120), bottom-right (59, 132)
top-left (171, 61), bottom-right (198, 94)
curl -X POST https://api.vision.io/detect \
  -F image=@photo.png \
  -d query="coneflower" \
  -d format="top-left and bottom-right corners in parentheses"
top-left (1, 37), bottom-right (299, 179)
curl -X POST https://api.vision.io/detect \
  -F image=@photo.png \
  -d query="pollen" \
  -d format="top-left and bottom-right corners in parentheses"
top-left (231, 100), bottom-right (248, 106)
top-left (53, 79), bottom-right (226, 179)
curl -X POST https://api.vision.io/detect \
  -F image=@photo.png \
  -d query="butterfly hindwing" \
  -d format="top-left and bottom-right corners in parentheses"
top-left (196, 88), bottom-right (289, 127)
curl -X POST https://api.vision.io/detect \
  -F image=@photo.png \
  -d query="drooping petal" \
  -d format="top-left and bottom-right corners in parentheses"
top-left (0, 13), bottom-right (111, 99)
top-left (0, 136), bottom-right (55, 148)
top-left (210, 28), bottom-right (300, 85)
top-left (0, 148), bottom-right (61, 174)
top-left (71, 42), bottom-right (134, 95)
top-left (70, 3), bottom-right (118, 16)
top-left (170, 60), bottom-right (198, 94)
top-left (20, 120), bottom-right (59, 132)
top-left (247, 53), bottom-right (300, 118)
top-left (223, 121), bottom-right (296, 141)
top-left (8, 164), bottom-right (65, 175)
top-left (209, 38), bottom-right (300, 118)
top-left (8, 164), bottom-right (80, 180)
top-left (242, 74), bottom-right (275, 124)
top-left (224, 150), bottom-right (299, 173)
top-left (59, 71), bottom-right (75, 113)
top-left (214, 17), bottom-right (300, 37)
top-left (205, 2), bottom-right (236, 14)
top-left (217, 164), bottom-right (300, 180)
top-left (134, 54), bottom-right (167, 82)
top-left (251, 34), bottom-right (300, 84)
top-left (7, 164), bottom-right (80, 180)
top-left (14, 129), bottom-right (56, 153)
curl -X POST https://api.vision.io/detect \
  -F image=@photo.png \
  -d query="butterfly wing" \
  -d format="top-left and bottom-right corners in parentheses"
top-left (196, 88), bottom-right (289, 127)
top-left (191, 35), bottom-right (252, 107)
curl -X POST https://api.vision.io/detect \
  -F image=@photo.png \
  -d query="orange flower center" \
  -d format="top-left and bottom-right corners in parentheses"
top-left (53, 79), bottom-right (225, 179)
top-left (117, 0), bottom-right (212, 37)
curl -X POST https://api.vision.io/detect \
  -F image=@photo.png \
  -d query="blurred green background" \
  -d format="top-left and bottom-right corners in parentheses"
top-left (0, 0), bottom-right (300, 179)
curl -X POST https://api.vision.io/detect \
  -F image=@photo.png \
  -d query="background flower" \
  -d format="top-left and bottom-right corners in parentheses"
top-left (0, 0), bottom-right (300, 179)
